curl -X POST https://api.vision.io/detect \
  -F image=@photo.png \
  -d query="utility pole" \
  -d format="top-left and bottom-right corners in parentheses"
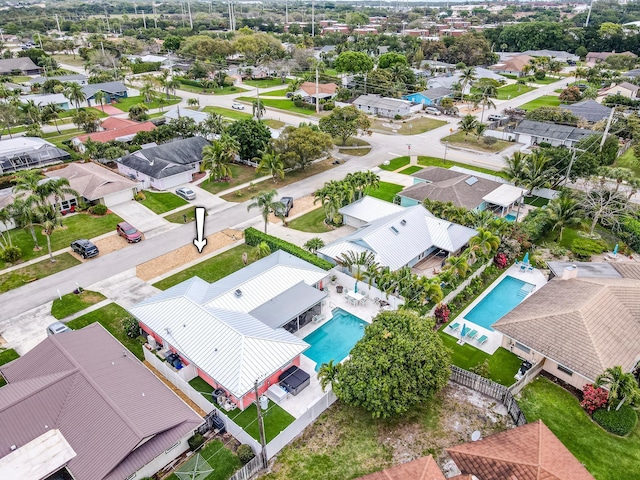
top-left (104, 6), bottom-right (110, 33)
top-left (101, 41), bottom-right (105, 56)
top-left (187, 0), bottom-right (193, 30)
top-left (600, 107), bottom-right (615, 152)
top-left (141, 10), bottom-right (147, 29)
top-left (312, 0), bottom-right (315, 37)
top-left (315, 65), bottom-right (320, 114)
top-left (564, 149), bottom-right (577, 186)
top-left (54, 14), bottom-right (61, 34)
top-left (585, 0), bottom-right (594, 27)
top-left (254, 380), bottom-right (268, 468)
top-left (285, 0), bottom-right (289, 24)
top-left (153, 3), bottom-right (158, 29)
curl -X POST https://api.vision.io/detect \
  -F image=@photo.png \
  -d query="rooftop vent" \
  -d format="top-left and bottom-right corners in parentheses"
top-left (390, 226), bottom-right (399, 234)
top-left (235, 289), bottom-right (243, 297)
top-left (465, 176), bottom-right (479, 186)
top-left (400, 219), bottom-right (407, 226)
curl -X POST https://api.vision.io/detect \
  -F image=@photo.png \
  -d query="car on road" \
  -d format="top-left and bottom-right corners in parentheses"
top-left (117, 222), bottom-right (143, 243)
top-left (425, 107), bottom-right (442, 116)
top-left (487, 114), bottom-right (509, 122)
top-left (176, 186), bottom-right (196, 200)
top-left (278, 197), bottom-right (294, 217)
top-left (70, 239), bottom-right (99, 259)
top-left (232, 102), bottom-right (245, 110)
top-left (47, 322), bottom-right (71, 336)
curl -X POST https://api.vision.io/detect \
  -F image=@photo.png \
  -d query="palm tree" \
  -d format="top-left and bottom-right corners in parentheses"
top-left (201, 135), bottom-right (239, 182)
top-left (0, 206), bottom-right (13, 249)
top-left (9, 197), bottom-right (40, 250)
top-left (522, 152), bottom-right (552, 193)
top-left (314, 180), bottom-right (345, 225)
top-left (459, 115), bottom-right (478, 136)
top-left (35, 210), bottom-right (56, 263)
top-left (596, 366), bottom-right (640, 411)
top-left (252, 99), bottom-right (265, 120)
top-left (338, 250), bottom-right (377, 293)
top-left (445, 255), bottom-right (470, 279)
top-left (469, 228), bottom-right (501, 259)
top-left (257, 152), bottom-right (284, 182)
top-left (460, 66), bottom-right (477, 107)
top-left (304, 237), bottom-right (325, 253)
top-left (474, 123), bottom-right (487, 140)
top-left (36, 177), bottom-right (79, 227)
top-left (139, 81), bottom-right (156, 103)
top-left (19, 100), bottom-right (41, 125)
top-left (252, 241), bottom-right (271, 260)
top-left (201, 112), bottom-right (225, 137)
top-left (247, 189), bottom-right (284, 233)
top-left (502, 151), bottom-right (528, 186)
top-left (93, 90), bottom-right (106, 112)
top-left (317, 360), bottom-right (341, 392)
top-left (41, 102), bottom-right (63, 134)
top-left (547, 190), bottom-right (582, 242)
top-left (64, 82), bottom-right (86, 110)
top-left (479, 93), bottom-right (496, 123)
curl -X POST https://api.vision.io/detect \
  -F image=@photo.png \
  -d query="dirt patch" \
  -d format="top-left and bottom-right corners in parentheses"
top-left (68, 234), bottom-right (130, 262)
top-left (269, 195), bottom-right (316, 223)
top-left (135, 229), bottom-right (243, 281)
top-left (144, 360), bottom-right (207, 417)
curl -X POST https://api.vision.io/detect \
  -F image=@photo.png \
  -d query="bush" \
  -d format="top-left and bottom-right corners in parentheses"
top-left (0, 245), bottom-right (22, 263)
top-left (593, 404), bottom-right (638, 436)
top-left (134, 192), bottom-right (146, 201)
top-left (483, 136), bottom-right (497, 145)
top-left (89, 204), bottom-right (108, 215)
top-left (470, 359), bottom-right (490, 378)
top-left (534, 70), bottom-right (546, 80)
top-left (434, 303), bottom-right (450, 326)
top-left (122, 317), bottom-right (141, 339)
top-left (394, 114), bottom-right (402, 120)
top-left (581, 384), bottom-right (609, 414)
top-left (131, 61), bottom-right (161, 74)
top-left (188, 432), bottom-right (205, 450)
top-left (494, 252), bottom-right (507, 269)
top-left (619, 215), bottom-right (640, 252)
top-left (571, 237), bottom-right (606, 259)
top-left (244, 227), bottom-right (333, 270)
top-left (237, 444), bottom-right (255, 465)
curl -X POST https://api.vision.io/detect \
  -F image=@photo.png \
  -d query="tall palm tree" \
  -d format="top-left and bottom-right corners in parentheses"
top-left (460, 66), bottom-right (477, 106)
top-left (547, 191), bottom-right (582, 242)
top-left (139, 81), bottom-right (156, 103)
top-left (93, 90), bottom-right (106, 112)
top-left (257, 152), bottom-right (284, 182)
top-left (247, 189), bottom-right (284, 233)
top-left (479, 93), bottom-right (496, 123)
top-left (338, 250), bottom-right (377, 292)
top-left (469, 228), bottom-right (501, 259)
top-left (502, 151), bottom-right (528, 186)
top-left (64, 82), bottom-right (86, 110)
top-left (9, 197), bottom-right (40, 250)
top-left (201, 112), bottom-right (225, 137)
top-left (0, 206), bottom-right (13, 249)
top-left (34, 208), bottom-right (56, 263)
top-left (303, 237), bottom-right (325, 253)
top-left (314, 180), bottom-right (345, 224)
top-left (522, 152), bottom-right (552, 193)
top-left (41, 102), bottom-right (63, 134)
top-left (445, 255), bottom-right (470, 279)
top-left (201, 135), bottom-right (239, 182)
top-left (317, 360), bottom-right (341, 392)
top-left (459, 114), bottom-right (478, 136)
top-left (252, 99), bottom-right (265, 120)
top-left (596, 366), bottom-right (640, 411)
top-left (19, 100), bottom-right (41, 125)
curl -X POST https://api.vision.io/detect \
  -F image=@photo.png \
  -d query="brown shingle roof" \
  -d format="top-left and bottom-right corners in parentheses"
top-left (355, 455), bottom-right (446, 480)
top-left (447, 420), bottom-right (595, 480)
top-left (0, 323), bottom-right (203, 480)
top-left (299, 81), bottom-right (338, 96)
top-left (45, 161), bottom-right (137, 202)
top-left (493, 272), bottom-right (640, 382)
top-left (491, 54), bottom-right (533, 72)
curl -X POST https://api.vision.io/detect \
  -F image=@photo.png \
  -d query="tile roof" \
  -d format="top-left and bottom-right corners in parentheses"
top-left (0, 323), bottom-right (203, 480)
top-left (44, 161), bottom-right (137, 201)
top-left (558, 100), bottom-right (611, 123)
top-left (447, 420), bottom-right (595, 480)
top-left (493, 266), bottom-right (640, 382)
top-left (400, 166), bottom-right (503, 209)
top-left (76, 120), bottom-right (156, 144)
top-left (355, 455), bottom-right (446, 480)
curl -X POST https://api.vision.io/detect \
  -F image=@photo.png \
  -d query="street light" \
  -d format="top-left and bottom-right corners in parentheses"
top-left (443, 141), bottom-right (449, 165)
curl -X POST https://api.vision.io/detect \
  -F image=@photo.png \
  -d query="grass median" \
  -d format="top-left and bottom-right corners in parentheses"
top-left (0, 253), bottom-right (81, 294)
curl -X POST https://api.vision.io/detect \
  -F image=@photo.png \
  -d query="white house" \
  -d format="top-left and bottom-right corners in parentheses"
top-left (352, 94), bottom-right (415, 118)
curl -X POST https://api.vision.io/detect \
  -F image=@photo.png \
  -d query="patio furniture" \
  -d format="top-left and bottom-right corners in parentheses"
top-left (312, 314), bottom-right (326, 324)
top-left (336, 285), bottom-right (343, 293)
top-left (346, 290), bottom-right (364, 305)
top-left (465, 329), bottom-right (478, 340)
top-left (477, 335), bottom-right (488, 346)
top-left (279, 366), bottom-right (311, 396)
top-left (520, 264), bottom-right (527, 272)
top-left (448, 322), bottom-right (461, 332)
top-left (527, 265), bottom-right (534, 273)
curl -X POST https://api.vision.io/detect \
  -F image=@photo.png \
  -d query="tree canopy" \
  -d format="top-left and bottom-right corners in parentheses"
top-left (225, 119), bottom-right (271, 160)
top-left (272, 125), bottom-right (333, 170)
top-left (334, 51), bottom-right (374, 74)
top-left (318, 105), bottom-right (372, 146)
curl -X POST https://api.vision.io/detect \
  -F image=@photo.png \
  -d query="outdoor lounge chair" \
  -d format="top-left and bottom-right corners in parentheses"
top-left (466, 329), bottom-right (478, 340)
top-left (477, 335), bottom-right (488, 346)
top-left (449, 322), bottom-right (461, 332)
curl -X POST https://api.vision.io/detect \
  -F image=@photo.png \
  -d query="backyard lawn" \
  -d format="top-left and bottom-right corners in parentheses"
top-left (519, 95), bottom-right (561, 111)
top-left (115, 94), bottom-right (180, 112)
top-left (139, 190), bottom-right (188, 214)
top-left (229, 399), bottom-right (295, 443)
top-left (203, 106), bottom-right (252, 121)
top-left (367, 182), bottom-right (403, 203)
top-left (198, 164), bottom-right (264, 195)
top-left (372, 116), bottom-right (446, 135)
top-left (154, 244), bottom-right (254, 290)
top-left (416, 156), bottom-right (509, 179)
top-left (523, 196), bottom-right (549, 207)
top-left (378, 157), bottom-right (410, 171)
top-left (519, 377), bottom-right (640, 480)
top-left (53, 54), bottom-right (85, 67)
top-left (166, 440), bottom-right (241, 480)
top-left (288, 208), bottom-right (331, 233)
top-left (51, 290), bottom-right (107, 320)
top-left (0, 349), bottom-right (19, 387)
top-left (66, 303), bottom-right (144, 360)
top-left (398, 165), bottom-right (423, 175)
top-left (189, 376), bottom-right (215, 399)
top-left (243, 78), bottom-right (291, 88)
top-left (236, 97), bottom-right (316, 116)
top-left (496, 83), bottom-right (535, 100)
top-left (614, 148), bottom-right (640, 180)
top-left (0, 253), bottom-right (81, 294)
top-left (441, 132), bottom-right (512, 153)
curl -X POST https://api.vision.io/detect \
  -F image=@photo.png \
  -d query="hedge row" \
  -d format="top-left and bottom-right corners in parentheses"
top-left (244, 227), bottom-right (333, 270)
top-left (593, 404), bottom-right (638, 436)
top-left (619, 216), bottom-right (640, 252)
top-left (176, 76), bottom-right (202, 88)
top-left (131, 62), bottom-right (161, 74)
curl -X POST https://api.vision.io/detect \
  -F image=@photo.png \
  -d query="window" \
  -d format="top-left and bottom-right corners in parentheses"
top-left (515, 342), bottom-right (530, 354)
top-left (390, 226), bottom-right (399, 234)
top-left (557, 364), bottom-right (573, 376)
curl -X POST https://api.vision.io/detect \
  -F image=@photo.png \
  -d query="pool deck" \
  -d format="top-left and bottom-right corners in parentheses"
top-left (444, 264), bottom-right (547, 355)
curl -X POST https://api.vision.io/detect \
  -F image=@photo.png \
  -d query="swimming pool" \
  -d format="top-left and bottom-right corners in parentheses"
top-left (464, 275), bottom-right (534, 331)
top-left (303, 308), bottom-right (367, 371)
top-left (505, 213), bottom-right (517, 222)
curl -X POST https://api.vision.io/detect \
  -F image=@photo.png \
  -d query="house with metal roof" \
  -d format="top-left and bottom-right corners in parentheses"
top-left (318, 204), bottom-right (477, 271)
top-left (353, 94), bottom-right (414, 118)
top-left (116, 136), bottom-right (209, 190)
top-left (129, 250), bottom-right (329, 410)
top-left (20, 92), bottom-right (70, 110)
top-left (0, 323), bottom-right (203, 480)
top-left (558, 99), bottom-right (611, 123)
top-left (512, 120), bottom-right (598, 147)
top-left (339, 195), bottom-right (405, 228)
top-left (493, 262), bottom-right (640, 390)
top-left (404, 86), bottom-right (453, 106)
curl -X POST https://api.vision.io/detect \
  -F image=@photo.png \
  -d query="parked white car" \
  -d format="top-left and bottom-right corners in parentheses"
top-left (425, 107), bottom-right (442, 116)
top-left (232, 103), bottom-right (245, 110)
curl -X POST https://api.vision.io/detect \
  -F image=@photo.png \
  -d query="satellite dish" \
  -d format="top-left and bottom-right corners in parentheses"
top-left (471, 431), bottom-right (481, 442)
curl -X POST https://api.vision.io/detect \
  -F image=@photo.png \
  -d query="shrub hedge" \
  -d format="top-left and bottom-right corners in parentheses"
top-left (593, 404), bottom-right (638, 436)
top-left (619, 216), bottom-right (640, 252)
top-left (131, 61), bottom-right (161, 74)
top-left (244, 227), bottom-right (333, 270)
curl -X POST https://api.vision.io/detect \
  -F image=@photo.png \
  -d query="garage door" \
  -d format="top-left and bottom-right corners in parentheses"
top-left (103, 189), bottom-right (135, 207)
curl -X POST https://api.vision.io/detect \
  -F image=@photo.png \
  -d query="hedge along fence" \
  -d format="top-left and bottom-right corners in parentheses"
top-left (131, 61), bottom-right (161, 74)
top-left (244, 227), bottom-right (333, 270)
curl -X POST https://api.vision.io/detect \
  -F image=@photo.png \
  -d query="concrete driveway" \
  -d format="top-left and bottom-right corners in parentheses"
top-left (109, 201), bottom-right (174, 237)
top-left (176, 183), bottom-right (229, 214)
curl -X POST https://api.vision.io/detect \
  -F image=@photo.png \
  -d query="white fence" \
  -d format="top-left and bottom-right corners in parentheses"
top-left (508, 360), bottom-right (545, 396)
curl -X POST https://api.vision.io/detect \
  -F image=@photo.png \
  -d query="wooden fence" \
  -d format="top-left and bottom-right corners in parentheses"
top-left (449, 365), bottom-right (527, 426)
top-left (508, 360), bottom-right (545, 396)
top-left (228, 455), bottom-right (264, 480)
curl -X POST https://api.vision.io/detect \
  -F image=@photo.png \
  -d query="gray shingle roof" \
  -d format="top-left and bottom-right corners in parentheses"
top-left (27, 74), bottom-right (87, 84)
top-left (0, 57), bottom-right (40, 73)
top-left (354, 94), bottom-right (411, 110)
top-left (81, 81), bottom-right (127, 98)
top-left (0, 323), bottom-right (202, 480)
top-left (417, 86), bottom-right (452, 100)
top-left (558, 100), bottom-right (611, 123)
top-left (513, 120), bottom-right (597, 142)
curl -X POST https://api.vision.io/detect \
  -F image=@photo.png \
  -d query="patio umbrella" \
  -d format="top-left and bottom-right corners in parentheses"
top-left (613, 244), bottom-right (619, 256)
top-left (354, 282), bottom-right (358, 293)
top-left (522, 252), bottom-right (529, 264)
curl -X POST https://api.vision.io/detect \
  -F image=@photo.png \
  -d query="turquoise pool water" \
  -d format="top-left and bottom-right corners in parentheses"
top-left (303, 308), bottom-right (367, 371)
top-left (464, 275), bottom-right (534, 331)
top-left (505, 213), bottom-right (517, 222)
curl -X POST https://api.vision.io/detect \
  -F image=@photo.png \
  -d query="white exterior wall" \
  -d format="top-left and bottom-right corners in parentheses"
top-left (127, 429), bottom-right (195, 480)
top-left (152, 171), bottom-right (192, 190)
top-left (0, 218), bottom-right (16, 233)
top-left (342, 214), bottom-right (367, 228)
top-left (485, 129), bottom-right (517, 142)
top-left (102, 188), bottom-right (136, 207)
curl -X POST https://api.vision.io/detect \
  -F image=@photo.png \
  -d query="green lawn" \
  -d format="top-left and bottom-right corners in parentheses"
top-left (398, 165), bottom-right (423, 175)
top-left (520, 377), bottom-right (640, 480)
top-left (263, 119), bottom-right (286, 129)
top-left (0, 253), bottom-right (81, 294)
top-left (178, 81), bottom-right (247, 96)
top-left (166, 440), bottom-right (241, 480)
top-left (236, 97), bottom-right (316, 115)
top-left (519, 95), bottom-right (561, 111)
top-left (0, 348), bottom-right (19, 387)
top-left (164, 207), bottom-right (198, 224)
top-left (0, 212), bottom-right (123, 269)
top-left (154, 244), bottom-right (254, 290)
top-left (416, 155), bottom-right (509, 179)
top-left (66, 303), bottom-right (144, 360)
top-left (202, 106), bottom-right (252, 121)
top-left (540, 225), bottom-right (617, 252)
top-left (528, 75), bottom-right (562, 85)
top-left (614, 148), bottom-right (640, 179)
top-left (378, 157), bottom-right (410, 171)
top-left (288, 208), bottom-right (331, 233)
top-left (372, 116), bottom-right (447, 135)
top-left (262, 88), bottom-right (289, 97)
top-left (339, 147), bottom-right (371, 156)
top-left (51, 290), bottom-right (107, 320)
top-left (139, 190), bottom-right (189, 214)
top-left (441, 132), bottom-right (512, 153)
top-left (524, 196), bottom-right (550, 207)
top-left (228, 399), bottom-right (295, 443)
top-left (438, 331), bottom-right (520, 386)
top-left (243, 78), bottom-right (291, 88)
top-left (59, 108), bottom-right (108, 119)
top-left (115, 94), bottom-right (181, 112)
top-left (9, 75), bottom-right (31, 83)
top-left (368, 182), bottom-right (403, 203)
top-left (198, 164), bottom-right (263, 195)
top-left (52, 54), bottom-right (85, 67)
top-left (496, 83), bottom-right (535, 100)
top-left (189, 376), bottom-right (215, 400)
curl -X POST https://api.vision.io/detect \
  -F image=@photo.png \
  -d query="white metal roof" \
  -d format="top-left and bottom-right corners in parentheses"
top-left (482, 184), bottom-right (526, 207)
top-left (339, 195), bottom-right (404, 223)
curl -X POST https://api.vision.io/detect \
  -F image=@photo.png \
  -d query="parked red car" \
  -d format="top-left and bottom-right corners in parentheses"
top-left (116, 222), bottom-right (143, 243)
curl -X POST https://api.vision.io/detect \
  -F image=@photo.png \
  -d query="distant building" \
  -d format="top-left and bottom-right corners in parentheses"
top-left (597, 81), bottom-right (640, 101)
top-left (26, 73), bottom-right (88, 86)
top-left (404, 87), bottom-right (453, 106)
top-left (352, 94), bottom-right (414, 118)
top-left (559, 99), bottom-right (612, 123)
top-left (586, 51), bottom-right (637, 64)
top-left (0, 57), bottom-right (41, 75)
top-left (490, 54), bottom-right (533, 76)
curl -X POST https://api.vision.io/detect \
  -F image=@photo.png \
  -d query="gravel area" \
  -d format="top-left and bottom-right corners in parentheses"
top-left (68, 234), bottom-right (130, 262)
top-left (269, 195), bottom-right (316, 224)
top-left (144, 360), bottom-right (207, 417)
top-left (136, 229), bottom-right (243, 281)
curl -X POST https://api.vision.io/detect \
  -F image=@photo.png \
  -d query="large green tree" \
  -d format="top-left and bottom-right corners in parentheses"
top-left (334, 310), bottom-right (450, 418)
top-left (318, 105), bottom-right (371, 146)
top-left (334, 51), bottom-right (374, 74)
top-left (225, 119), bottom-right (271, 160)
top-left (272, 125), bottom-right (333, 170)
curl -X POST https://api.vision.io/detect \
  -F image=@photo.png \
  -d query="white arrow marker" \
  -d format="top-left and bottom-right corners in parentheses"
top-left (193, 207), bottom-right (207, 253)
